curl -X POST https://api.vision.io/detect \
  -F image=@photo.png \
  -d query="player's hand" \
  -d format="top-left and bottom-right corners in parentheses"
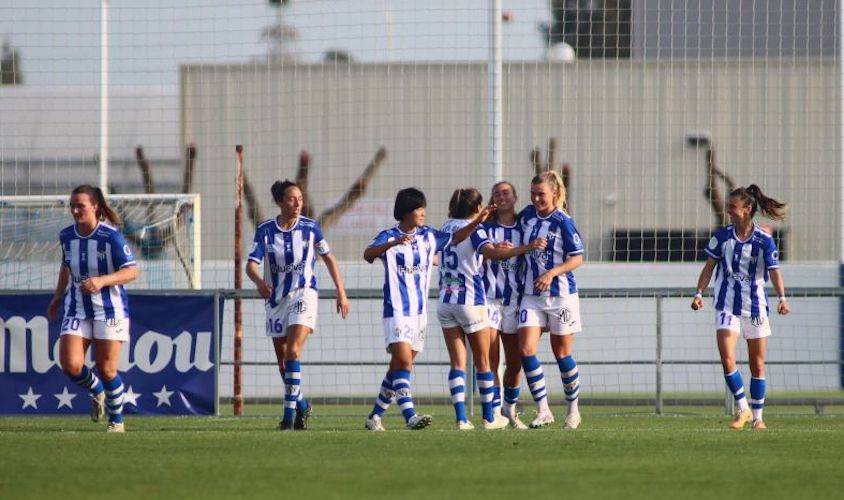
top-left (493, 241), bottom-right (513, 249)
top-left (47, 296), bottom-right (62, 321)
top-left (256, 281), bottom-right (272, 300)
top-left (392, 235), bottom-right (413, 247)
top-left (529, 237), bottom-right (547, 251)
top-left (533, 271), bottom-right (554, 292)
top-left (777, 299), bottom-right (790, 315)
top-left (81, 277), bottom-right (105, 294)
top-left (477, 204), bottom-right (497, 223)
top-left (691, 296), bottom-right (703, 311)
top-left (337, 294), bottom-right (350, 319)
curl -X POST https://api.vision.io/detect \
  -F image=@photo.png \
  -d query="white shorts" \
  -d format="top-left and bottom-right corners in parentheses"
top-left (715, 310), bottom-right (771, 340)
top-left (436, 303), bottom-right (488, 333)
top-left (265, 288), bottom-right (318, 337)
top-left (487, 299), bottom-right (520, 334)
top-left (383, 315), bottom-right (427, 353)
top-left (518, 294), bottom-right (582, 336)
top-left (60, 317), bottom-right (130, 342)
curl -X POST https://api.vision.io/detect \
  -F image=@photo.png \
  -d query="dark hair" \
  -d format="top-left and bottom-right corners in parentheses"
top-left (70, 184), bottom-right (121, 226)
top-left (730, 184), bottom-right (788, 221)
top-left (393, 187), bottom-right (426, 221)
top-left (448, 188), bottom-right (484, 219)
top-left (271, 180), bottom-right (300, 203)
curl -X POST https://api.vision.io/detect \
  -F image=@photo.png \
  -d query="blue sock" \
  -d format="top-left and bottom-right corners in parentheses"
top-left (503, 386), bottom-right (520, 405)
top-left (369, 371), bottom-right (394, 418)
top-left (724, 370), bottom-right (749, 410)
top-left (283, 359), bottom-right (301, 424)
top-left (392, 370), bottom-right (416, 422)
top-left (492, 385), bottom-right (502, 411)
top-left (69, 365), bottom-right (104, 397)
top-left (477, 371), bottom-right (495, 422)
top-left (296, 393), bottom-right (310, 412)
top-left (750, 377), bottom-right (766, 419)
top-left (102, 375), bottom-right (125, 424)
top-left (522, 355), bottom-right (547, 402)
top-left (557, 355), bottom-right (580, 402)
top-left (448, 369), bottom-right (468, 422)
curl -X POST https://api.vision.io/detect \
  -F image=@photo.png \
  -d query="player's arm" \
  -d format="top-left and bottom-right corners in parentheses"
top-left (320, 252), bottom-right (350, 319)
top-left (47, 265), bottom-right (69, 321)
top-left (451, 205), bottom-right (495, 245)
top-left (690, 258), bottom-right (717, 311)
top-left (532, 254), bottom-right (584, 292)
top-left (769, 268), bottom-right (789, 315)
top-left (245, 260), bottom-right (271, 299)
top-left (363, 235), bottom-right (411, 263)
top-left (81, 265), bottom-right (139, 295)
top-left (480, 237), bottom-right (546, 261)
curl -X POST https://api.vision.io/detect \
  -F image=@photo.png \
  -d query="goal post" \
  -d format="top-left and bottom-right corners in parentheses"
top-left (0, 193), bottom-right (202, 290)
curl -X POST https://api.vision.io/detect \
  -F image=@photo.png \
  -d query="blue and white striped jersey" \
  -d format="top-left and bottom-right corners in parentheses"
top-left (438, 219), bottom-right (491, 306)
top-left (705, 224), bottom-right (780, 318)
top-left (60, 222), bottom-right (137, 321)
top-left (482, 220), bottom-right (523, 306)
top-left (248, 216), bottom-right (330, 308)
top-left (520, 205), bottom-right (584, 297)
top-left (369, 225), bottom-right (452, 318)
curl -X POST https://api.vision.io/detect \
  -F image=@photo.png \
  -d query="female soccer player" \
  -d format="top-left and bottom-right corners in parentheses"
top-left (363, 187), bottom-right (492, 431)
top-left (483, 181), bottom-right (537, 429)
top-left (691, 184), bottom-right (789, 430)
top-left (47, 185), bottom-right (140, 433)
top-left (246, 180), bottom-right (350, 431)
top-left (440, 187), bottom-right (541, 430)
top-left (518, 171), bottom-right (585, 429)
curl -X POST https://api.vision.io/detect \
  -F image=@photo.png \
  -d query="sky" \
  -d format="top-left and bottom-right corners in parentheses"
top-left (0, 0), bottom-right (553, 88)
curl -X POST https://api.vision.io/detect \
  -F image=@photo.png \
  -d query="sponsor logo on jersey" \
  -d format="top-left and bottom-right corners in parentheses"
top-left (730, 273), bottom-right (753, 283)
top-left (398, 263), bottom-right (427, 275)
top-left (270, 261), bottom-right (306, 274)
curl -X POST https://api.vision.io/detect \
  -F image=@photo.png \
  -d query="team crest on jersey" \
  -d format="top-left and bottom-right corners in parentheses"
top-left (708, 236), bottom-right (718, 250)
top-left (123, 244), bottom-right (132, 256)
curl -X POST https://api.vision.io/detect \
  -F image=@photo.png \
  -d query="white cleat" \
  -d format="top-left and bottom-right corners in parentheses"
top-left (529, 411), bottom-right (555, 429)
top-left (456, 420), bottom-right (475, 431)
top-left (406, 414), bottom-right (432, 430)
top-left (365, 414), bottom-right (386, 431)
top-left (482, 414), bottom-right (510, 430)
top-left (106, 422), bottom-right (125, 433)
top-left (508, 414), bottom-right (529, 430)
top-left (90, 392), bottom-right (106, 423)
top-left (563, 410), bottom-right (582, 429)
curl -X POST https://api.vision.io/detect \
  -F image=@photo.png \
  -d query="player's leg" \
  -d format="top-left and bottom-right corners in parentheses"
top-left (93, 337), bottom-right (125, 432)
top-left (467, 326), bottom-right (505, 429)
top-left (271, 336), bottom-right (293, 428)
top-left (519, 325), bottom-right (554, 428)
top-left (500, 332), bottom-right (526, 428)
top-left (717, 317), bottom-right (751, 429)
top-left (280, 324), bottom-right (311, 430)
top-left (389, 341), bottom-right (430, 429)
top-left (59, 323), bottom-right (105, 422)
top-left (443, 326), bottom-right (471, 428)
top-left (549, 296), bottom-right (583, 429)
top-left (488, 328), bottom-right (503, 417)
top-left (748, 336), bottom-right (768, 429)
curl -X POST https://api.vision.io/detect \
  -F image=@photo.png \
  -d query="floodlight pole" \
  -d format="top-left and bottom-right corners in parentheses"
top-left (488, 0), bottom-right (503, 185)
top-left (100, 0), bottom-right (109, 194)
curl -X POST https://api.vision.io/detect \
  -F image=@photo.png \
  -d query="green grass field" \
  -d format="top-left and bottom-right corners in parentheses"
top-left (2, 406), bottom-right (843, 500)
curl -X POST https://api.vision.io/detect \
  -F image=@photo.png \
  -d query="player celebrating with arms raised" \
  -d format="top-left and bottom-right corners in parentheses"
top-left (246, 180), bottom-right (350, 431)
top-left (691, 185), bottom-right (789, 430)
top-left (518, 171), bottom-right (585, 429)
top-left (47, 185), bottom-right (140, 433)
top-left (363, 187), bottom-right (492, 431)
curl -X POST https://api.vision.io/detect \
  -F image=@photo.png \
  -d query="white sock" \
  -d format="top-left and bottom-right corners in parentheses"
top-left (737, 397), bottom-right (750, 412)
top-left (568, 398), bottom-right (579, 414)
top-left (537, 397), bottom-right (551, 414)
top-left (752, 408), bottom-right (763, 420)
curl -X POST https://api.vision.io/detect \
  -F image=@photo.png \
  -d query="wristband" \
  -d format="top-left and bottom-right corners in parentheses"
top-left (694, 291), bottom-right (703, 299)
top-left (778, 295), bottom-right (787, 302)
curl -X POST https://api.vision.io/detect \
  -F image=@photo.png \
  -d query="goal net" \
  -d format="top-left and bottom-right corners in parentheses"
top-left (0, 194), bottom-right (201, 290)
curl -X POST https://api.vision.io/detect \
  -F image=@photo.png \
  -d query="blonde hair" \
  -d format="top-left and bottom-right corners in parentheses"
top-left (531, 171), bottom-right (567, 211)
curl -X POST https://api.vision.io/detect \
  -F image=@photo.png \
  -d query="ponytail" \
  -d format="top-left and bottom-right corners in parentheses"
top-left (531, 170), bottom-right (567, 211)
top-left (71, 185), bottom-right (122, 227)
top-left (448, 187), bottom-right (484, 219)
top-left (730, 184), bottom-right (788, 221)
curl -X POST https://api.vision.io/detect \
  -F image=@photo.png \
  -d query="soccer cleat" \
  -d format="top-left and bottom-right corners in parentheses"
top-left (563, 410), bottom-right (582, 430)
top-left (365, 414), bottom-right (386, 431)
top-left (482, 414), bottom-right (509, 430)
top-left (90, 392), bottom-right (106, 423)
top-left (106, 422), bottom-right (125, 433)
top-left (406, 414), bottom-right (432, 430)
top-left (529, 410), bottom-right (555, 429)
top-left (278, 419), bottom-right (295, 431)
top-left (294, 405), bottom-right (312, 430)
top-left (752, 419), bottom-right (767, 430)
top-left (456, 420), bottom-right (475, 431)
top-left (729, 409), bottom-right (753, 430)
top-left (508, 414), bottom-right (529, 430)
